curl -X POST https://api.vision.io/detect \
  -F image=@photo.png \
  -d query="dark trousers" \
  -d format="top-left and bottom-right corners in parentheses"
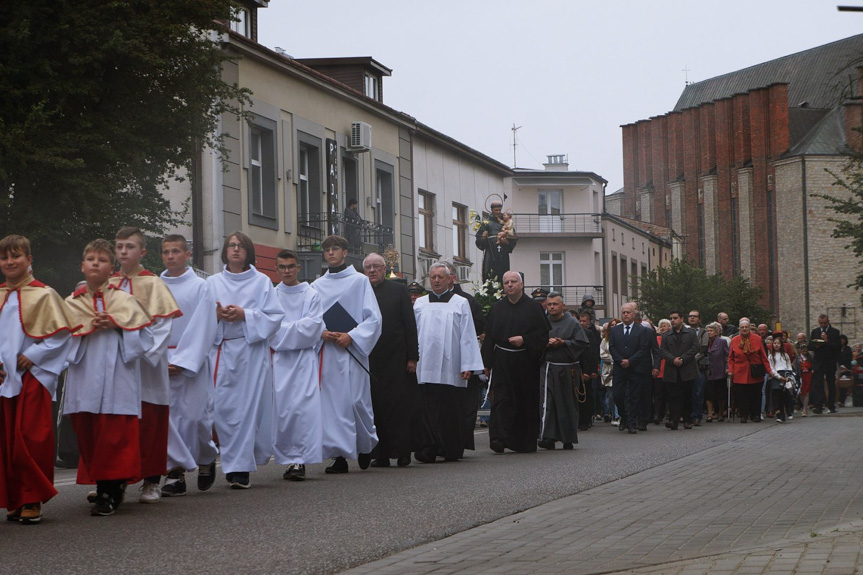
top-left (770, 387), bottom-right (788, 420)
top-left (666, 378), bottom-right (693, 425)
top-left (811, 363), bottom-right (836, 411)
top-left (653, 377), bottom-right (667, 422)
top-left (640, 376), bottom-right (654, 426)
top-left (612, 371), bottom-right (644, 430)
top-left (733, 383), bottom-right (761, 420)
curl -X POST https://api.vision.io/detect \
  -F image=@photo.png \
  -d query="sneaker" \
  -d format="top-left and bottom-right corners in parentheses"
top-left (19, 503), bottom-right (42, 524)
top-left (611, 419), bottom-right (620, 426)
top-left (91, 493), bottom-right (115, 517)
top-left (788, 414), bottom-right (793, 421)
top-left (283, 464), bottom-right (305, 481)
top-left (776, 416), bottom-right (783, 423)
top-left (86, 490), bottom-right (98, 504)
top-left (325, 457), bottom-right (349, 474)
top-left (6, 507), bottom-right (20, 522)
top-left (113, 483), bottom-right (128, 509)
top-left (161, 472), bottom-right (187, 497)
top-left (229, 472), bottom-right (251, 489)
top-left (197, 461), bottom-right (217, 492)
top-left (139, 480), bottom-right (161, 504)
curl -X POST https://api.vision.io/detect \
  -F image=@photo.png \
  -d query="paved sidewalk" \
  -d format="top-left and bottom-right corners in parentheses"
top-left (343, 410), bottom-right (863, 575)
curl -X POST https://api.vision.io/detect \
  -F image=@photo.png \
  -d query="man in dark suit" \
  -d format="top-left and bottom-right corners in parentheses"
top-left (609, 302), bottom-right (651, 433)
top-left (659, 311), bottom-right (701, 430)
top-left (810, 313), bottom-right (841, 414)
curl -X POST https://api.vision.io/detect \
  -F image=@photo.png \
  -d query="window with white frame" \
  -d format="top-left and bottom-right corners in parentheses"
top-left (247, 118), bottom-right (277, 230)
top-left (231, 7), bottom-right (250, 37)
top-left (418, 190), bottom-right (434, 252)
top-left (452, 203), bottom-right (467, 261)
top-left (297, 133), bottom-right (322, 229)
top-left (540, 252), bottom-right (564, 291)
top-left (538, 189), bottom-right (562, 232)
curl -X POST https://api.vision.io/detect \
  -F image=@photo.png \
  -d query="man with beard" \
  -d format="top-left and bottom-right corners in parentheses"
top-left (481, 271), bottom-right (550, 453)
top-left (363, 253), bottom-right (418, 468)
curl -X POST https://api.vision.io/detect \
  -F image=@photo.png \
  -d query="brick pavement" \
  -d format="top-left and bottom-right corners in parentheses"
top-left (343, 410), bottom-right (863, 575)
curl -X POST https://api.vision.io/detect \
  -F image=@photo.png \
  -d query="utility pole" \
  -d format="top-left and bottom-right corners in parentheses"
top-left (512, 123), bottom-right (522, 168)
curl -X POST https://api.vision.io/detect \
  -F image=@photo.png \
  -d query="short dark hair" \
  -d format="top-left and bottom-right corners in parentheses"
top-left (162, 234), bottom-right (189, 251)
top-left (321, 235), bottom-right (349, 251)
top-left (220, 231), bottom-right (255, 268)
top-left (668, 310), bottom-right (682, 318)
top-left (347, 198), bottom-right (358, 208)
top-left (276, 249), bottom-right (298, 261)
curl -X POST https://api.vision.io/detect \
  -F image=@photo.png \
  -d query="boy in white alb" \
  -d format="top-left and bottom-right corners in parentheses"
top-left (270, 249), bottom-right (324, 481)
top-left (158, 235), bottom-right (219, 495)
top-left (110, 227), bottom-right (182, 503)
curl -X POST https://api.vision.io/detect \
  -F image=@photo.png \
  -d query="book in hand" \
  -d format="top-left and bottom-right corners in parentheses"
top-left (323, 302), bottom-right (358, 333)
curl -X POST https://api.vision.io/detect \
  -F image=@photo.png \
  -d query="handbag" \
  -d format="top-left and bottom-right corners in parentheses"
top-left (749, 363), bottom-right (766, 378)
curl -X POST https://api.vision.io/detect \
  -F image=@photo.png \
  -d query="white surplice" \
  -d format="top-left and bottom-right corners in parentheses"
top-left (161, 268), bottom-right (219, 471)
top-left (270, 282), bottom-right (324, 466)
top-left (207, 265), bottom-right (283, 474)
top-left (0, 292), bottom-right (72, 398)
top-left (311, 266), bottom-right (381, 459)
top-left (414, 293), bottom-right (484, 387)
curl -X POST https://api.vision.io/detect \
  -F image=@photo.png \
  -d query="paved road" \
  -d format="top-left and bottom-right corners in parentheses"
top-left (2, 411), bottom-right (860, 574)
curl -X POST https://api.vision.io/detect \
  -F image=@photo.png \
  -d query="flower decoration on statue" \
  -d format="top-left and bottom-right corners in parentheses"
top-left (469, 209), bottom-right (489, 232)
top-left (472, 276), bottom-right (503, 315)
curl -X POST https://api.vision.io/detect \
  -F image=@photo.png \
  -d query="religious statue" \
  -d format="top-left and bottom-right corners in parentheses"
top-left (474, 200), bottom-right (517, 282)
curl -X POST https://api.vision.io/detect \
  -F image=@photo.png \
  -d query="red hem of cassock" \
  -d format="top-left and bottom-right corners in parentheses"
top-left (139, 402), bottom-right (169, 478)
top-left (72, 413), bottom-right (141, 484)
top-left (0, 372), bottom-right (58, 509)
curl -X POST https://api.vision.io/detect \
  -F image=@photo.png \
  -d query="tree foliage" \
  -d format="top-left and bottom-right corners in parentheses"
top-left (817, 154), bottom-right (863, 307)
top-left (0, 1), bottom-right (249, 292)
top-left (634, 258), bottom-right (769, 325)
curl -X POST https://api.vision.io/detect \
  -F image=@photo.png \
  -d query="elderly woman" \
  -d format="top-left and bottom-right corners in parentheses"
top-left (653, 319), bottom-right (671, 424)
top-left (704, 322), bottom-right (730, 422)
top-left (728, 319), bottom-right (775, 423)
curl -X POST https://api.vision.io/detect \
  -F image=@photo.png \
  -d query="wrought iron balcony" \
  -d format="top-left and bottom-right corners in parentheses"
top-left (524, 285), bottom-right (605, 308)
top-left (297, 211), bottom-right (394, 253)
top-left (511, 213), bottom-right (602, 236)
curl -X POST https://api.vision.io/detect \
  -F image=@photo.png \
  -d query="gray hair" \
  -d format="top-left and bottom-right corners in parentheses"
top-left (658, 318), bottom-right (671, 329)
top-left (547, 291), bottom-right (563, 302)
top-left (429, 261), bottom-right (450, 274)
top-left (706, 321), bottom-right (722, 334)
top-left (363, 253), bottom-right (385, 266)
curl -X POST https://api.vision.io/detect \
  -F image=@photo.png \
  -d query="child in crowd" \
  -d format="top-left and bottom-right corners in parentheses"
top-left (0, 235), bottom-right (78, 524)
top-left (64, 240), bottom-right (153, 516)
top-left (767, 337), bottom-right (794, 423)
top-left (110, 227), bottom-right (182, 503)
top-left (795, 344), bottom-right (813, 416)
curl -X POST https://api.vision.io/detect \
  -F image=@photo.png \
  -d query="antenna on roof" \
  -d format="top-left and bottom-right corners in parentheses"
top-left (682, 65), bottom-right (692, 85)
top-left (512, 123), bottom-right (522, 168)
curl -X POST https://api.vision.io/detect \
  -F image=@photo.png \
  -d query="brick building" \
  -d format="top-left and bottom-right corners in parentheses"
top-left (619, 34), bottom-right (863, 338)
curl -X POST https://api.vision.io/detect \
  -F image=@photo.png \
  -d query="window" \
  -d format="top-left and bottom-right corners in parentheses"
top-left (231, 7), bottom-right (250, 37)
top-left (247, 119), bottom-right (277, 230)
top-left (342, 155), bottom-right (359, 210)
top-left (731, 197), bottom-right (740, 276)
top-left (375, 160), bottom-right (394, 229)
top-left (665, 207), bottom-right (672, 229)
top-left (631, 261), bottom-right (638, 297)
top-left (538, 189), bottom-right (562, 232)
top-left (418, 190), bottom-right (435, 252)
top-left (364, 74), bottom-right (379, 101)
top-left (612, 254), bottom-right (618, 296)
top-left (297, 133), bottom-right (322, 228)
top-left (620, 257), bottom-right (628, 298)
top-left (540, 252), bottom-right (564, 292)
top-left (453, 203), bottom-right (468, 261)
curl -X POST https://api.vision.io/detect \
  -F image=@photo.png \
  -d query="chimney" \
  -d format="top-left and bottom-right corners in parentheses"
top-left (544, 154), bottom-right (569, 171)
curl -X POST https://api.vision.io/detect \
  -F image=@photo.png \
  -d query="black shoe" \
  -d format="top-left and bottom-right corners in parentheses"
top-left (325, 457), bottom-right (349, 474)
top-left (618, 420), bottom-right (626, 431)
top-left (283, 464), bottom-right (305, 481)
top-left (683, 423), bottom-right (692, 429)
top-left (603, 415), bottom-right (611, 423)
top-left (197, 461), bottom-right (217, 492)
top-left (414, 449), bottom-right (436, 463)
top-left (637, 424), bottom-right (647, 432)
top-left (161, 472), bottom-right (187, 497)
top-left (90, 493), bottom-right (115, 517)
top-left (538, 438), bottom-right (556, 450)
top-left (370, 458), bottom-right (390, 468)
top-left (628, 428), bottom-right (637, 434)
top-left (229, 472), bottom-right (250, 489)
top-left (397, 456), bottom-right (411, 467)
top-left (562, 443), bottom-right (574, 450)
top-left (668, 422), bottom-right (678, 430)
top-left (813, 408), bottom-right (823, 414)
top-left (489, 440), bottom-right (505, 454)
top-left (829, 409), bottom-right (838, 414)
top-left (358, 453), bottom-right (372, 470)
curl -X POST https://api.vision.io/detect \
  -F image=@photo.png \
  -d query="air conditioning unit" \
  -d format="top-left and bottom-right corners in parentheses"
top-left (349, 121), bottom-right (372, 152)
top-left (457, 266), bottom-right (471, 282)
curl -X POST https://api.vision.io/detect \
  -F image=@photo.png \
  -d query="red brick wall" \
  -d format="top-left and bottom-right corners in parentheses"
top-left (621, 123), bottom-right (638, 217)
top-left (682, 107), bottom-right (700, 261)
top-left (714, 98), bottom-right (734, 278)
top-left (650, 115), bottom-right (668, 225)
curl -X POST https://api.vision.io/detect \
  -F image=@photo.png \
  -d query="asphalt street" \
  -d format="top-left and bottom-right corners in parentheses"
top-left (2, 411), bottom-right (859, 575)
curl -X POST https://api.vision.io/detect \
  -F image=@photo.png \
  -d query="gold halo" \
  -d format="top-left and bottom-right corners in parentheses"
top-left (485, 194), bottom-right (503, 212)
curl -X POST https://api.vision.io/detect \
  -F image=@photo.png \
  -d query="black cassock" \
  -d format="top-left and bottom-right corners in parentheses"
top-left (541, 314), bottom-right (589, 444)
top-left (481, 294), bottom-right (550, 453)
top-left (369, 280), bottom-right (419, 460)
top-left (475, 218), bottom-right (517, 282)
top-left (453, 284), bottom-right (486, 450)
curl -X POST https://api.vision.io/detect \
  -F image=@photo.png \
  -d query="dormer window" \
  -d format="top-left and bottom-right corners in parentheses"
top-left (231, 7), bottom-right (250, 37)
top-left (364, 73), bottom-right (379, 101)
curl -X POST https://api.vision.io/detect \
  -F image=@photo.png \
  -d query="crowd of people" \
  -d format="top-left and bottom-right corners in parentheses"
top-left (0, 230), bottom-right (857, 526)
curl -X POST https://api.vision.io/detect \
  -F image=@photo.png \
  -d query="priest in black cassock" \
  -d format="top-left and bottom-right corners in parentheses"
top-left (539, 293), bottom-right (589, 450)
top-left (364, 253), bottom-right (419, 467)
top-left (481, 270), bottom-right (551, 453)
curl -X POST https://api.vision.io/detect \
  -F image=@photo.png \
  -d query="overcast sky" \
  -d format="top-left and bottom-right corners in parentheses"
top-left (258, 1), bottom-right (863, 193)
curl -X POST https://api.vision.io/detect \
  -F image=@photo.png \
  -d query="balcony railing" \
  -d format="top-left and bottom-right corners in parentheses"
top-left (525, 285), bottom-right (605, 308)
top-left (297, 212), bottom-right (394, 254)
top-left (512, 213), bottom-right (602, 235)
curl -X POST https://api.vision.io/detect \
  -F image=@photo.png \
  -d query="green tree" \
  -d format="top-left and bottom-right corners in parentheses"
top-left (634, 258), bottom-right (768, 325)
top-left (817, 154), bottom-right (863, 307)
top-left (0, 1), bottom-right (249, 292)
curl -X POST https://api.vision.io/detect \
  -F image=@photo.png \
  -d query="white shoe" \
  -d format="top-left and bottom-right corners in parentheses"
top-left (611, 419), bottom-right (620, 426)
top-left (139, 480), bottom-right (161, 504)
top-left (787, 415), bottom-right (793, 421)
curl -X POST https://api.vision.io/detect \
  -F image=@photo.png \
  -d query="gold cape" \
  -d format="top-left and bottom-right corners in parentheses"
top-left (109, 268), bottom-right (182, 320)
top-left (65, 284), bottom-right (153, 336)
top-left (0, 275), bottom-right (82, 339)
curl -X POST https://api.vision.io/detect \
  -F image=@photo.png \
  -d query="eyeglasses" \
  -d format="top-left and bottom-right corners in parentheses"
top-left (276, 264), bottom-right (298, 271)
top-left (226, 243), bottom-right (246, 251)
top-left (363, 264), bottom-right (385, 271)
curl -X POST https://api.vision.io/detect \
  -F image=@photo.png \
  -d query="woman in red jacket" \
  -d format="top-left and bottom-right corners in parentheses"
top-left (727, 319), bottom-right (775, 422)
